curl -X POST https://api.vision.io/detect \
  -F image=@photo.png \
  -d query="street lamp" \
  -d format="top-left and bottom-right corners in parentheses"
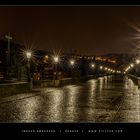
top-left (130, 63), bottom-right (134, 68)
top-left (90, 63), bottom-right (95, 76)
top-left (70, 60), bottom-right (75, 78)
top-left (104, 67), bottom-right (107, 71)
top-left (26, 51), bottom-right (32, 82)
top-left (91, 63), bottom-right (95, 68)
top-left (136, 59), bottom-right (140, 64)
top-left (53, 56), bottom-right (59, 63)
top-left (53, 56), bottom-right (59, 86)
top-left (99, 66), bottom-right (103, 70)
top-left (26, 52), bottom-right (32, 59)
top-left (70, 60), bottom-right (75, 66)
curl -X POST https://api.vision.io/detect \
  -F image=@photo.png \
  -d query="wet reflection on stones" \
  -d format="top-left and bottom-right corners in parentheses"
top-left (0, 75), bottom-right (140, 122)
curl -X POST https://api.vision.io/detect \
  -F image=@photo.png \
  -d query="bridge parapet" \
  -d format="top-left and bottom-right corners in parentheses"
top-left (127, 74), bottom-right (140, 87)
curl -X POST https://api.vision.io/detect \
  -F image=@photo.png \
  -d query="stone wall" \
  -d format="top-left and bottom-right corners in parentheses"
top-left (127, 74), bottom-right (140, 87)
top-left (0, 82), bottom-right (30, 98)
top-left (33, 80), bottom-right (53, 87)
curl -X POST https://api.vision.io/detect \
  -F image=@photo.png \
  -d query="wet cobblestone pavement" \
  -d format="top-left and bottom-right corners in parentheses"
top-left (0, 75), bottom-right (140, 122)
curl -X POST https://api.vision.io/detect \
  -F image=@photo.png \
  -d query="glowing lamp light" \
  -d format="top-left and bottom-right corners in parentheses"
top-left (108, 68), bottom-right (111, 71)
top-left (91, 64), bottom-right (95, 68)
top-left (136, 59), bottom-right (140, 64)
top-left (45, 55), bottom-right (48, 59)
top-left (70, 60), bottom-right (75, 65)
top-left (26, 51), bottom-right (32, 59)
top-left (130, 63), bottom-right (134, 68)
top-left (53, 56), bottom-right (59, 63)
top-left (100, 66), bottom-right (103, 70)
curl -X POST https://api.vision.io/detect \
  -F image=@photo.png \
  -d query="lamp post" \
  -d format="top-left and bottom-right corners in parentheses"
top-left (26, 51), bottom-right (31, 82)
top-left (91, 64), bottom-right (95, 68)
top-left (99, 66), bottom-right (103, 70)
top-left (70, 60), bottom-right (75, 67)
top-left (91, 63), bottom-right (95, 76)
top-left (99, 65), bottom-right (103, 76)
top-left (53, 56), bottom-right (59, 86)
top-left (136, 59), bottom-right (140, 64)
top-left (136, 59), bottom-right (140, 76)
top-left (70, 60), bottom-right (75, 78)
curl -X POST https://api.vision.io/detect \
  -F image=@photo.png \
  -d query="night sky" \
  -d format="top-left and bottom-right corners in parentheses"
top-left (0, 6), bottom-right (140, 55)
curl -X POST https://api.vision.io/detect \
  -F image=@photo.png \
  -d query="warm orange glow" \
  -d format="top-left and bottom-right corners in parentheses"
top-left (45, 55), bottom-right (48, 59)
top-left (95, 56), bottom-right (116, 64)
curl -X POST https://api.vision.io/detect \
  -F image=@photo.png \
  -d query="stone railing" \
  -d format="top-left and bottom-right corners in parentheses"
top-left (127, 74), bottom-right (140, 88)
top-left (0, 82), bottom-right (31, 98)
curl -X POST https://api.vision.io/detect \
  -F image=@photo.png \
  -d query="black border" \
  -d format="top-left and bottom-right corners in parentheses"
top-left (0, 0), bottom-right (140, 5)
top-left (0, 0), bottom-right (140, 138)
top-left (0, 123), bottom-right (139, 137)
